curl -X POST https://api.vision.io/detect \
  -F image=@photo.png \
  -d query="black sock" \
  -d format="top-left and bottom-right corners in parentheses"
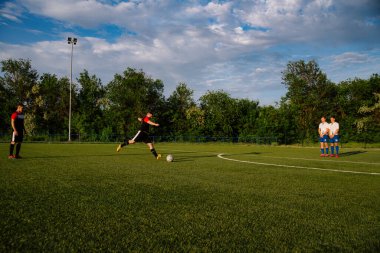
top-left (9, 144), bottom-right (15, 156)
top-left (150, 148), bottom-right (158, 157)
top-left (121, 139), bottom-right (129, 147)
top-left (16, 143), bottom-right (21, 156)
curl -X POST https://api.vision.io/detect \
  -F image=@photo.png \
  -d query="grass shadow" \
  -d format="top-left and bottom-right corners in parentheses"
top-left (339, 151), bottom-right (367, 157)
top-left (24, 153), bottom-right (145, 159)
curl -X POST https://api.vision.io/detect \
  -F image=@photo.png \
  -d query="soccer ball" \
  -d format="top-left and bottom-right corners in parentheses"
top-left (166, 154), bottom-right (174, 162)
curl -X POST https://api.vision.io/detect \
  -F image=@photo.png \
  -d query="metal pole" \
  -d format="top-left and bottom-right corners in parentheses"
top-left (69, 42), bottom-right (73, 141)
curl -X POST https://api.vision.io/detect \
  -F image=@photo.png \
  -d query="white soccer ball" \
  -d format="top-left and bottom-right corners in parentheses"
top-left (166, 154), bottom-right (174, 162)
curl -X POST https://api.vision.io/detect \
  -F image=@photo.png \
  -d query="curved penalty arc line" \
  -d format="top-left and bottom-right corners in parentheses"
top-left (217, 154), bottom-right (380, 176)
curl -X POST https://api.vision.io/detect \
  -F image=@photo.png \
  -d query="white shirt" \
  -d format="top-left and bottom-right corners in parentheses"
top-left (319, 122), bottom-right (329, 135)
top-left (329, 122), bottom-right (339, 135)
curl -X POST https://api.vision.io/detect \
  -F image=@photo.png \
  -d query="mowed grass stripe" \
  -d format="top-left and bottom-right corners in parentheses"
top-left (1, 143), bottom-right (380, 252)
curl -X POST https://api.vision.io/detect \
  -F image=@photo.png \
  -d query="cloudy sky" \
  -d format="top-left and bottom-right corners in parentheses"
top-left (0, 0), bottom-right (379, 105)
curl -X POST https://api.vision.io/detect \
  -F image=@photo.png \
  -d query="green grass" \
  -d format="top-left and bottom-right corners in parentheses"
top-left (1, 143), bottom-right (379, 252)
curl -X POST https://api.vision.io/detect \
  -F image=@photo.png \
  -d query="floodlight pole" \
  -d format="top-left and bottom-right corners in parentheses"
top-left (67, 37), bottom-right (77, 142)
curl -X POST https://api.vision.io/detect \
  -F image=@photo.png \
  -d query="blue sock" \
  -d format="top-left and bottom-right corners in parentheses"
top-left (336, 146), bottom-right (339, 154)
top-left (330, 146), bottom-right (334, 154)
top-left (325, 148), bottom-right (329, 154)
top-left (321, 148), bottom-right (324, 154)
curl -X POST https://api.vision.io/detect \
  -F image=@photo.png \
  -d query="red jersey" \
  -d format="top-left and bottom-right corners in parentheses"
top-left (140, 116), bottom-right (151, 132)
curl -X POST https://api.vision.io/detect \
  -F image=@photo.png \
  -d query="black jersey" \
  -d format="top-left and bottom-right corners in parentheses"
top-left (11, 111), bottom-right (24, 131)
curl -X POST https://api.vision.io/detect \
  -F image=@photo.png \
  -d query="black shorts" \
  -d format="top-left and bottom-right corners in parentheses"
top-left (131, 131), bottom-right (152, 144)
top-left (11, 131), bottom-right (24, 143)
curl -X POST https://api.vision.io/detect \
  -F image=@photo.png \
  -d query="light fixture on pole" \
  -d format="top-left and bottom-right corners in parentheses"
top-left (67, 37), bottom-right (77, 141)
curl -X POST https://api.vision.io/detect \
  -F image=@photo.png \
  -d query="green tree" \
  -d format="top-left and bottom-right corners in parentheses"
top-left (0, 58), bottom-right (38, 105)
top-left (199, 90), bottom-right (237, 137)
top-left (282, 60), bottom-right (334, 143)
top-left (235, 98), bottom-right (259, 138)
top-left (185, 106), bottom-right (205, 136)
top-left (38, 74), bottom-right (73, 134)
top-left (356, 93), bottom-right (380, 143)
top-left (0, 58), bottom-right (39, 135)
top-left (74, 70), bottom-right (105, 139)
top-left (105, 68), bottom-right (165, 137)
top-left (335, 74), bottom-right (380, 142)
top-left (166, 83), bottom-right (195, 135)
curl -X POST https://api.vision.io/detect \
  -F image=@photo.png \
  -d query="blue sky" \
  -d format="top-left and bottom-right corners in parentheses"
top-left (1, 0), bottom-right (379, 105)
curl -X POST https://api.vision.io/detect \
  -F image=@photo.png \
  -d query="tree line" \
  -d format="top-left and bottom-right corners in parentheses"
top-left (1, 58), bottom-right (379, 144)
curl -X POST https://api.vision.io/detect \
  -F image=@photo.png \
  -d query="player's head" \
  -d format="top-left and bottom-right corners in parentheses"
top-left (146, 112), bottom-right (153, 118)
top-left (330, 116), bottom-right (335, 123)
top-left (321, 116), bottom-right (326, 123)
top-left (16, 103), bottom-right (23, 112)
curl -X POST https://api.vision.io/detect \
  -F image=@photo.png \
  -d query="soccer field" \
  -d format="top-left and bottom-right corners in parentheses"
top-left (1, 143), bottom-right (379, 252)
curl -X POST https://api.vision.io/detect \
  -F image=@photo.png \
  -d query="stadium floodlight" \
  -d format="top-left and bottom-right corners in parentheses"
top-left (67, 37), bottom-right (77, 141)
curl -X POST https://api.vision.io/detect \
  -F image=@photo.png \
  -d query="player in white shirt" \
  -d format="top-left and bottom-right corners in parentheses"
top-left (318, 116), bottom-right (330, 157)
top-left (329, 116), bottom-right (340, 158)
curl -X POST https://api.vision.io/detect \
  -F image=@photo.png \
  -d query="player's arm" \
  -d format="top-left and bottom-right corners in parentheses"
top-left (138, 117), bottom-right (142, 122)
top-left (318, 127), bottom-right (322, 137)
top-left (143, 116), bottom-right (159, 127)
top-left (147, 120), bottom-right (159, 127)
top-left (11, 117), bottom-right (18, 135)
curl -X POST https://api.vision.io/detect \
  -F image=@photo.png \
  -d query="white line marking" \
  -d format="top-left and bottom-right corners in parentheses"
top-left (217, 154), bottom-right (380, 176)
top-left (158, 147), bottom-right (380, 166)
top-left (255, 155), bottom-right (380, 166)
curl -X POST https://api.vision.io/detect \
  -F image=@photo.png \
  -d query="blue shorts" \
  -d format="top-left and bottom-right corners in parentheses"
top-left (319, 135), bottom-right (328, 143)
top-left (330, 135), bottom-right (340, 143)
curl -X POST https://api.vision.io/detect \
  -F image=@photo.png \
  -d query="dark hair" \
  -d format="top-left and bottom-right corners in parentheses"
top-left (17, 103), bottom-right (24, 108)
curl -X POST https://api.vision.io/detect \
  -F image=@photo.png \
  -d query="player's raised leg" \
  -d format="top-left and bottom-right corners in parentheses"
top-left (117, 131), bottom-right (140, 152)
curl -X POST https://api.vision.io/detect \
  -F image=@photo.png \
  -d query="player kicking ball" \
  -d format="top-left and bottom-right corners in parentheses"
top-left (116, 112), bottom-right (161, 160)
top-left (318, 116), bottom-right (329, 157)
top-left (329, 116), bottom-right (340, 158)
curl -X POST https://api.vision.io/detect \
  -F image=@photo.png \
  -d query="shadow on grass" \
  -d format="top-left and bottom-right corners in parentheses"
top-left (339, 151), bottom-right (367, 157)
top-left (221, 152), bottom-right (262, 157)
top-left (173, 152), bottom-right (263, 162)
top-left (25, 153), bottom-right (146, 159)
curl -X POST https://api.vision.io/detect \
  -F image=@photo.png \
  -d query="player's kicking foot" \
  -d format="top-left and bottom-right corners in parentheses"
top-left (8, 155), bottom-right (15, 159)
top-left (156, 154), bottom-right (161, 160)
top-left (116, 144), bottom-right (122, 152)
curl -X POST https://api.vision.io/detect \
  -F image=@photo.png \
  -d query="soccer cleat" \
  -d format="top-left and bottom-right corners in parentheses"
top-left (320, 154), bottom-right (324, 157)
top-left (156, 154), bottom-right (162, 160)
top-left (116, 144), bottom-right (122, 152)
top-left (8, 155), bottom-right (15, 159)
top-left (335, 154), bottom-right (339, 158)
top-left (330, 154), bottom-right (335, 157)
top-left (324, 154), bottom-right (329, 157)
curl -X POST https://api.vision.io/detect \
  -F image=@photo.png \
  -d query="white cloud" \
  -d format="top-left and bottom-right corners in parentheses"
top-left (0, 2), bottom-right (23, 22)
top-left (332, 52), bottom-right (370, 64)
top-left (1, 0), bottom-right (379, 105)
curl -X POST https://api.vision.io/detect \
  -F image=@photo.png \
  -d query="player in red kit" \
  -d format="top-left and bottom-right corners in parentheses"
top-left (117, 112), bottom-right (161, 160)
top-left (9, 104), bottom-right (25, 159)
